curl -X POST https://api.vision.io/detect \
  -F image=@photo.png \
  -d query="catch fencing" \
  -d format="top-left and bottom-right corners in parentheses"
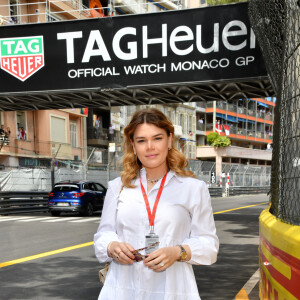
top-left (249, 0), bottom-right (300, 225)
top-left (0, 159), bottom-right (270, 192)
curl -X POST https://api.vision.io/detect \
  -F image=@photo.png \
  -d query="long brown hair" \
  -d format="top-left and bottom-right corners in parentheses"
top-left (121, 108), bottom-right (195, 188)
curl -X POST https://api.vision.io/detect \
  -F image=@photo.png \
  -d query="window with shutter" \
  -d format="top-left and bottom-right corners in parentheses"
top-left (51, 116), bottom-right (66, 143)
top-left (70, 121), bottom-right (77, 147)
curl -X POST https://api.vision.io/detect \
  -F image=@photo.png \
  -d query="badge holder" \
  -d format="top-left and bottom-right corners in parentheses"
top-left (145, 226), bottom-right (159, 254)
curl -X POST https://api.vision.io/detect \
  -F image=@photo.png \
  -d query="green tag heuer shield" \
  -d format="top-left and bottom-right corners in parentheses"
top-left (0, 36), bottom-right (44, 81)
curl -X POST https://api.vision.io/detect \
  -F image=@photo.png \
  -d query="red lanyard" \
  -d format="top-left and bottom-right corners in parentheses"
top-left (140, 173), bottom-right (167, 227)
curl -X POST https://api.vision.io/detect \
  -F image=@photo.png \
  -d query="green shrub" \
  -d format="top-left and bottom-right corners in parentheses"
top-left (207, 132), bottom-right (220, 145)
top-left (212, 136), bottom-right (231, 147)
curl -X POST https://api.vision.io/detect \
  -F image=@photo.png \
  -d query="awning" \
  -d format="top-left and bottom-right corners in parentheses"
top-left (258, 102), bottom-right (269, 108)
top-left (179, 138), bottom-right (196, 143)
top-left (227, 115), bottom-right (238, 123)
top-left (216, 113), bottom-right (238, 123)
top-left (238, 117), bottom-right (255, 124)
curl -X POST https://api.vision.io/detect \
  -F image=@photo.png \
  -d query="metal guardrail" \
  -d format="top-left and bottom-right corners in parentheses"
top-left (229, 186), bottom-right (269, 196)
top-left (0, 191), bottom-right (48, 215)
top-left (0, 187), bottom-right (269, 214)
top-left (208, 187), bottom-right (222, 198)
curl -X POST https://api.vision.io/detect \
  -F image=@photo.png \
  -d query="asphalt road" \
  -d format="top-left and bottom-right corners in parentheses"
top-left (0, 194), bottom-right (269, 300)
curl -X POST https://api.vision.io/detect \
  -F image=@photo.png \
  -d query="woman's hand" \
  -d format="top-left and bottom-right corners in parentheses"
top-left (108, 241), bottom-right (135, 265)
top-left (143, 246), bottom-right (181, 272)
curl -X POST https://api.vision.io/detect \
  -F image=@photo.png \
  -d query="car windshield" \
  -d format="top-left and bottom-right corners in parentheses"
top-left (53, 185), bottom-right (79, 192)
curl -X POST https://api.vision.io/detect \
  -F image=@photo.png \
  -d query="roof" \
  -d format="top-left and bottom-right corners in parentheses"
top-left (0, 78), bottom-right (274, 111)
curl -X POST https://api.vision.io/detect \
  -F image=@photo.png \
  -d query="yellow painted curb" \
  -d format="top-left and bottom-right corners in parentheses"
top-left (235, 288), bottom-right (249, 299)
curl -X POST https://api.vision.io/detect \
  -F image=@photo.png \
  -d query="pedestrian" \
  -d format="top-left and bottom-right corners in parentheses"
top-left (95, 116), bottom-right (100, 138)
top-left (0, 125), bottom-right (5, 136)
top-left (21, 127), bottom-right (26, 140)
top-left (108, 123), bottom-right (115, 141)
top-left (5, 127), bottom-right (11, 138)
top-left (17, 127), bottom-right (22, 139)
top-left (94, 108), bottom-right (219, 300)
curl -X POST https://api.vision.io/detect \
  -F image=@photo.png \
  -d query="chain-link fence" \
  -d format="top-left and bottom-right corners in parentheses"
top-left (222, 164), bottom-right (271, 187)
top-left (0, 157), bottom-right (270, 192)
top-left (187, 160), bottom-right (216, 185)
top-left (249, 0), bottom-right (300, 225)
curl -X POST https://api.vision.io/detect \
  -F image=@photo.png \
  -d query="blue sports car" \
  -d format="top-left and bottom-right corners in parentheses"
top-left (48, 180), bottom-right (107, 216)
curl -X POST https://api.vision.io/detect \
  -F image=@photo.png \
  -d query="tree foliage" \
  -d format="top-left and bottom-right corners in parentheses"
top-left (207, 0), bottom-right (247, 5)
top-left (212, 136), bottom-right (231, 147)
top-left (207, 132), bottom-right (220, 145)
top-left (207, 132), bottom-right (231, 147)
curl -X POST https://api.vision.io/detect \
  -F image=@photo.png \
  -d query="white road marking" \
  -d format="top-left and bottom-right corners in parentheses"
top-left (42, 217), bottom-right (82, 222)
top-left (70, 217), bottom-right (100, 223)
top-left (17, 217), bottom-right (55, 222)
top-left (0, 216), bottom-right (34, 222)
top-left (243, 268), bottom-right (260, 295)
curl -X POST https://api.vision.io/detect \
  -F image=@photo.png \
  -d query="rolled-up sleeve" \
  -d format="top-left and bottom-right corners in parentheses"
top-left (182, 181), bottom-right (219, 265)
top-left (94, 178), bottom-right (122, 263)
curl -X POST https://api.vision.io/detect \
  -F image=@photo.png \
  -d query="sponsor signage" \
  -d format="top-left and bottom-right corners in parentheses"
top-left (0, 36), bottom-right (44, 81)
top-left (0, 2), bottom-right (267, 94)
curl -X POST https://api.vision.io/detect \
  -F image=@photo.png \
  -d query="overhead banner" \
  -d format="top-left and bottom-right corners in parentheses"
top-left (0, 2), bottom-right (267, 95)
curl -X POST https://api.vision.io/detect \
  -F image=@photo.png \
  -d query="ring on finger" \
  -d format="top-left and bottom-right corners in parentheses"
top-left (115, 255), bottom-right (119, 260)
top-left (159, 262), bottom-right (164, 267)
top-left (117, 250), bottom-right (122, 256)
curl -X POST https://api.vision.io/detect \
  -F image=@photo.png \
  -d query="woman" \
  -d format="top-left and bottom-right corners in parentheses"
top-left (94, 108), bottom-right (219, 300)
top-left (5, 127), bottom-right (11, 138)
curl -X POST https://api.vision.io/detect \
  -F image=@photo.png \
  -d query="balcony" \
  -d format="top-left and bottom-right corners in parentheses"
top-left (216, 102), bottom-right (227, 110)
top-left (196, 102), bottom-right (206, 109)
top-left (237, 128), bottom-right (247, 135)
top-left (196, 123), bottom-right (205, 131)
top-left (227, 104), bottom-right (237, 113)
top-left (0, 136), bottom-right (10, 150)
top-left (247, 129), bottom-right (256, 137)
top-left (206, 102), bottom-right (214, 108)
top-left (256, 131), bottom-right (265, 138)
top-left (205, 123), bottom-right (214, 131)
top-left (247, 109), bottom-right (256, 116)
top-left (87, 127), bottom-right (117, 147)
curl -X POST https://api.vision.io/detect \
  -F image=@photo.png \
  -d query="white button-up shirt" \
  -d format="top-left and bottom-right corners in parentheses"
top-left (94, 169), bottom-right (219, 300)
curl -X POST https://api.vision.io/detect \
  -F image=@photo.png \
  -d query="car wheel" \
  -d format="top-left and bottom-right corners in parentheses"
top-left (84, 202), bottom-right (94, 216)
top-left (51, 211), bottom-right (61, 217)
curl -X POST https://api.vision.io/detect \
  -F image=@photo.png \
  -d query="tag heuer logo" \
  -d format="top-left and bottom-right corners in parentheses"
top-left (0, 36), bottom-right (44, 81)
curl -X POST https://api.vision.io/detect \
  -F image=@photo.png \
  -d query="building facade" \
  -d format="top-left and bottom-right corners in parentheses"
top-left (0, 109), bottom-right (87, 168)
top-left (195, 97), bottom-right (275, 177)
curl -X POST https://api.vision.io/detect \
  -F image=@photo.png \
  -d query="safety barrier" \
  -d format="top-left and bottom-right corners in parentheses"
top-left (208, 187), bottom-right (222, 198)
top-left (259, 209), bottom-right (300, 299)
top-left (0, 191), bottom-right (48, 215)
top-left (0, 187), bottom-right (268, 215)
top-left (229, 186), bottom-right (269, 196)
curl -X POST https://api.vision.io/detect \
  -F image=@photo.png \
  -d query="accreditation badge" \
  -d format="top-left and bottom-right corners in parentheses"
top-left (145, 232), bottom-right (159, 254)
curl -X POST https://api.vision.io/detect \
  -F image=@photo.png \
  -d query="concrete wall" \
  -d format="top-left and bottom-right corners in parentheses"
top-left (197, 146), bottom-right (272, 161)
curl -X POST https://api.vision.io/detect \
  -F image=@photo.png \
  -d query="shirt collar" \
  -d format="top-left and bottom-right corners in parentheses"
top-left (139, 167), bottom-right (183, 187)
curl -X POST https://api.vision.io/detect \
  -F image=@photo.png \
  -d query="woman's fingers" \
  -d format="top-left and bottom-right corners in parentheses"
top-left (112, 242), bottom-right (135, 264)
top-left (119, 243), bottom-right (135, 260)
top-left (144, 247), bottom-right (180, 271)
